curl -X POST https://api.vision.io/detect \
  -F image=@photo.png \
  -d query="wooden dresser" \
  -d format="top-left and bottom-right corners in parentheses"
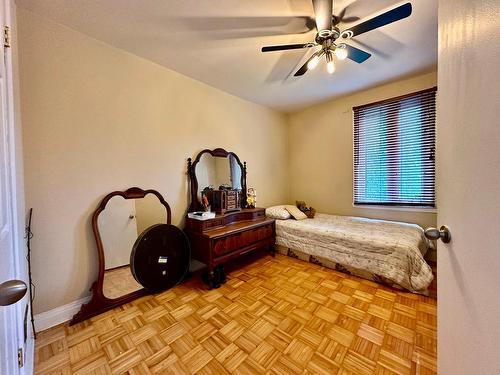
top-left (184, 208), bottom-right (275, 288)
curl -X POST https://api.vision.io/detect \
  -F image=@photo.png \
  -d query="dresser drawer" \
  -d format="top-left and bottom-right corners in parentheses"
top-left (203, 218), bottom-right (224, 230)
top-left (254, 211), bottom-right (265, 219)
top-left (226, 202), bottom-right (238, 210)
top-left (212, 224), bottom-right (274, 257)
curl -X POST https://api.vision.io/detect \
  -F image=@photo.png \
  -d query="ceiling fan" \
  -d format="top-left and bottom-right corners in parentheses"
top-left (261, 0), bottom-right (412, 76)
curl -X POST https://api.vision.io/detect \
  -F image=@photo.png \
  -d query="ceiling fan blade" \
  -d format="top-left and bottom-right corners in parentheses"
top-left (337, 7), bottom-right (347, 21)
top-left (312, 0), bottom-right (333, 31)
top-left (261, 43), bottom-right (316, 52)
top-left (334, 6), bottom-right (360, 25)
top-left (345, 44), bottom-right (372, 63)
top-left (183, 16), bottom-right (315, 34)
top-left (343, 3), bottom-right (412, 37)
top-left (341, 16), bottom-right (360, 23)
top-left (265, 48), bottom-right (311, 83)
top-left (294, 53), bottom-right (319, 76)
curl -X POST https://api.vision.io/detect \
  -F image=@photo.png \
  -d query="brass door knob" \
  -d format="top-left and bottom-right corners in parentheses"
top-left (424, 225), bottom-right (451, 243)
top-left (0, 280), bottom-right (27, 306)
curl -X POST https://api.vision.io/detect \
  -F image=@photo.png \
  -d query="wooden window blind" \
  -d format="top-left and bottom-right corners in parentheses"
top-left (353, 87), bottom-right (436, 207)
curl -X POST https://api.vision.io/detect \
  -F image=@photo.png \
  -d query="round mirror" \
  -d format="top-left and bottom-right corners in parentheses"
top-left (131, 224), bottom-right (190, 292)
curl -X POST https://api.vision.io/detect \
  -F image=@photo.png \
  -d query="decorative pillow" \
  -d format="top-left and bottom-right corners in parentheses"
top-left (285, 205), bottom-right (308, 220)
top-left (265, 205), bottom-right (291, 220)
top-left (296, 200), bottom-right (316, 218)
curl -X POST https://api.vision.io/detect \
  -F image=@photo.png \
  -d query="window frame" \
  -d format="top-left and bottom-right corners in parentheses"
top-left (352, 87), bottom-right (437, 209)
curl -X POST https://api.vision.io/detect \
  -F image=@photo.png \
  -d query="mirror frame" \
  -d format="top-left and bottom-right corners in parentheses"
top-left (71, 187), bottom-right (171, 324)
top-left (187, 148), bottom-right (247, 212)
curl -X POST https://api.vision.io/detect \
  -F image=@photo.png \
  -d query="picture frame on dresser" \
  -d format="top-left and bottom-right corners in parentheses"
top-left (185, 148), bottom-right (276, 288)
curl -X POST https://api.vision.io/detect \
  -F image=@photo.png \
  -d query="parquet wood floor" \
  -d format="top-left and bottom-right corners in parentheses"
top-left (34, 254), bottom-right (437, 375)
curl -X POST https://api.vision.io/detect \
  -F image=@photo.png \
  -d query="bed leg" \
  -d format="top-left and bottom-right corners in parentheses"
top-left (270, 245), bottom-right (276, 258)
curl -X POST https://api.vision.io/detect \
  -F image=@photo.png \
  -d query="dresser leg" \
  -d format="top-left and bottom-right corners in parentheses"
top-left (208, 269), bottom-right (220, 289)
top-left (216, 265), bottom-right (227, 284)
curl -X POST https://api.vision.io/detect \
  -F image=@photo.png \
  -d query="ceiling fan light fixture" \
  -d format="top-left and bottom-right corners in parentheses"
top-left (335, 44), bottom-right (348, 60)
top-left (262, 1), bottom-right (410, 77)
top-left (326, 51), bottom-right (335, 74)
top-left (327, 60), bottom-right (335, 74)
top-left (341, 30), bottom-right (354, 39)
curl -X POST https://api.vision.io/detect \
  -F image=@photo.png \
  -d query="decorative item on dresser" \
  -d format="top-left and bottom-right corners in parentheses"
top-left (205, 188), bottom-right (241, 214)
top-left (186, 148), bottom-right (275, 288)
top-left (246, 187), bottom-right (257, 208)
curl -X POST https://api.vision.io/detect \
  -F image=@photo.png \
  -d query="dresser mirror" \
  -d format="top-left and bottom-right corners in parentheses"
top-left (188, 148), bottom-right (247, 212)
top-left (195, 153), bottom-right (242, 195)
top-left (71, 187), bottom-right (172, 324)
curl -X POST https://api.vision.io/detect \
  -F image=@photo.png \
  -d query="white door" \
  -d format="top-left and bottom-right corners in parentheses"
top-left (99, 197), bottom-right (138, 269)
top-left (0, 0), bottom-right (29, 374)
top-left (437, 0), bottom-right (500, 374)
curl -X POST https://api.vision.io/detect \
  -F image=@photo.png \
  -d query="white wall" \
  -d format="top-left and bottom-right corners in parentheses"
top-left (17, 8), bottom-right (289, 314)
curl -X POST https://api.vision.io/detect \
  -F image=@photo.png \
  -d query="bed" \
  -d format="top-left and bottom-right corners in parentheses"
top-left (274, 213), bottom-right (434, 294)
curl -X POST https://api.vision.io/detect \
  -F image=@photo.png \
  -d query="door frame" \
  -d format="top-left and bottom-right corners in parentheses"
top-left (0, 0), bottom-right (32, 373)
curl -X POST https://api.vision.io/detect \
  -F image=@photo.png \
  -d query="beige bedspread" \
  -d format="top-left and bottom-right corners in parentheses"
top-left (275, 213), bottom-right (434, 293)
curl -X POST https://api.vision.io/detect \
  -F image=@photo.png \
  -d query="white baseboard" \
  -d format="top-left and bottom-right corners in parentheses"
top-left (34, 296), bottom-right (90, 332)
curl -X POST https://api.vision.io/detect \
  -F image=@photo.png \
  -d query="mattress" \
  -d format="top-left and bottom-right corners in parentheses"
top-left (275, 213), bottom-right (434, 293)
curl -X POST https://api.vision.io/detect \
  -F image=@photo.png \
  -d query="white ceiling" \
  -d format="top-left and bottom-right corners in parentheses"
top-left (16, 0), bottom-right (437, 112)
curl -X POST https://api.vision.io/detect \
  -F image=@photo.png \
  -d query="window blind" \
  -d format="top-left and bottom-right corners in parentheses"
top-left (353, 87), bottom-right (436, 207)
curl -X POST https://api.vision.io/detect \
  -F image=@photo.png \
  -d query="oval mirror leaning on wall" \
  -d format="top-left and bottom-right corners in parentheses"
top-left (98, 193), bottom-right (168, 299)
top-left (71, 187), bottom-right (183, 324)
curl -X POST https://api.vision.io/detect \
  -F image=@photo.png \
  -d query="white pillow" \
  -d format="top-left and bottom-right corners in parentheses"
top-left (284, 205), bottom-right (308, 220)
top-left (265, 205), bottom-right (291, 220)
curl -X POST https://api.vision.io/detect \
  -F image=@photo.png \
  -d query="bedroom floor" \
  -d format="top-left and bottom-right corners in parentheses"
top-left (34, 254), bottom-right (437, 375)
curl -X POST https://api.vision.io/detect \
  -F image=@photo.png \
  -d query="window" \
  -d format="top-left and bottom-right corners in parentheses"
top-left (353, 87), bottom-right (436, 207)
